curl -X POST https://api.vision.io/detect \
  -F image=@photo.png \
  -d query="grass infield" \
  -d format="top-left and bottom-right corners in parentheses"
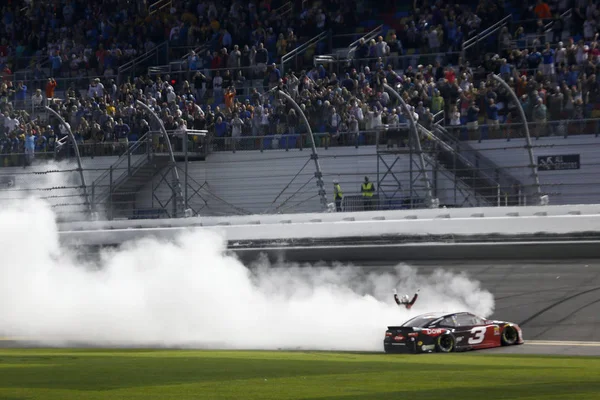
top-left (0, 348), bottom-right (599, 399)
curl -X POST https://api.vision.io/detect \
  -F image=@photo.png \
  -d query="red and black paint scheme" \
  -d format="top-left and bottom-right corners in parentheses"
top-left (383, 311), bottom-right (524, 354)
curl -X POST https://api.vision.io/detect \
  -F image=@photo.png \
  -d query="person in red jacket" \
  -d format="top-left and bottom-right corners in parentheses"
top-left (394, 288), bottom-right (420, 309)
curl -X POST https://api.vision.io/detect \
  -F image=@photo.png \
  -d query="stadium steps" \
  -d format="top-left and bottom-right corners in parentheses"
top-left (430, 124), bottom-right (523, 206)
top-left (98, 154), bottom-right (175, 219)
top-left (110, 154), bottom-right (171, 203)
top-left (417, 124), bottom-right (504, 206)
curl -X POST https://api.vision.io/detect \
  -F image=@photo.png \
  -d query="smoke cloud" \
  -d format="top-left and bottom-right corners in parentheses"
top-left (0, 198), bottom-right (495, 351)
top-left (0, 160), bottom-right (89, 221)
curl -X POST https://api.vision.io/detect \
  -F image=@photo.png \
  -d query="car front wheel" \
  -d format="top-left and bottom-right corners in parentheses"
top-left (501, 326), bottom-right (519, 346)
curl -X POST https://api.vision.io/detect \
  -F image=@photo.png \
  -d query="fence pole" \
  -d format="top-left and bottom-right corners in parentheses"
top-left (273, 88), bottom-right (328, 211)
top-left (44, 106), bottom-right (92, 216)
top-left (490, 74), bottom-right (545, 205)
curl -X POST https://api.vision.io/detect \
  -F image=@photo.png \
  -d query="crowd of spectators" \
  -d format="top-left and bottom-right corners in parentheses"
top-left (1, 0), bottom-right (600, 168)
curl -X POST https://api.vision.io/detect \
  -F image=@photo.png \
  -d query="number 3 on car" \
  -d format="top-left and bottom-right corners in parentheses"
top-left (468, 326), bottom-right (487, 345)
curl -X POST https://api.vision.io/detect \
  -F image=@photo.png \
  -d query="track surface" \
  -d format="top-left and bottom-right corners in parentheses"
top-left (392, 259), bottom-right (600, 355)
top-left (2, 260), bottom-right (600, 355)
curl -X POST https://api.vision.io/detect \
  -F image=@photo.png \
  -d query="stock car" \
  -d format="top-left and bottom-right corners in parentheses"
top-left (383, 311), bottom-right (524, 353)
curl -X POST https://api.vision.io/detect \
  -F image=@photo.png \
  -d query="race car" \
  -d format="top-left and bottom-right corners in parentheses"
top-left (383, 311), bottom-right (524, 354)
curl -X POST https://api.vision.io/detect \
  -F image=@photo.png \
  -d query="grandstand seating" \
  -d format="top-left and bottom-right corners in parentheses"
top-left (0, 0), bottom-right (599, 216)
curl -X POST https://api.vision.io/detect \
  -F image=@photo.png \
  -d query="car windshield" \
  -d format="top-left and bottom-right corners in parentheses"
top-left (401, 315), bottom-right (440, 327)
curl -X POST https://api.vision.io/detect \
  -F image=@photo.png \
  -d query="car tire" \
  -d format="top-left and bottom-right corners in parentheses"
top-left (436, 334), bottom-right (455, 353)
top-left (501, 326), bottom-right (519, 346)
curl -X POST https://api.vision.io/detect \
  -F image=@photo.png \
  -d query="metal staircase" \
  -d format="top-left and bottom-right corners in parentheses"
top-left (90, 132), bottom-right (182, 219)
top-left (416, 124), bottom-right (502, 206)
top-left (428, 123), bottom-right (524, 206)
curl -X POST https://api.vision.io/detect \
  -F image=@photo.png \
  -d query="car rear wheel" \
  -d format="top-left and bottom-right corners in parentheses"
top-left (501, 326), bottom-right (519, 346)
top-left (436, 334), bottom-right (455, 353)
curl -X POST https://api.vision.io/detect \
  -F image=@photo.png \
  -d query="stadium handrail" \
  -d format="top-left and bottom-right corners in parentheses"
top-left (432, 123), bottom-right (524, 197)
top-left (347, 25), bottom-right (384, 60)
top-left (416, 123), bottom-right (501, 195)
top-left (148, 0), bottom-right (172, 16)
top-left (117, 41), bottom-right (169, 84)
top-left (462, 14), bottom-right (512, 54)
top-left (544, 8), bottom-right (572, 33)
top-left (281, 30), bottom-right (330, 75)
top-left (90, 131), bottom-right (153, 206)
top-left (273, 1), bottom-right (293, 19)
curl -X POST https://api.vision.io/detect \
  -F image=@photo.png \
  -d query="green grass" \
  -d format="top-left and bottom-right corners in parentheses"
top-left (0, 349), bottom-right (599, 399)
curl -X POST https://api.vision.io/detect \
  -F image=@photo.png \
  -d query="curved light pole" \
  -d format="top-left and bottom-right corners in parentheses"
top-left (45, 106), bottom-right (92, 215)
top-left (272, 88), bottom-right (328, 211)
top-left (136, 100), bottom-right (186, 217)
top-left (490, 74), bottom-right (545, 205)
top-left (383, 83), bottom-right (438, 208)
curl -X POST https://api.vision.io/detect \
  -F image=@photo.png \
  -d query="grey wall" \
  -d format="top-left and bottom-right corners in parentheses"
top-left (136, 146), bottom-right (480, 216)
top-left (467, 134), bottom-right (600, 205)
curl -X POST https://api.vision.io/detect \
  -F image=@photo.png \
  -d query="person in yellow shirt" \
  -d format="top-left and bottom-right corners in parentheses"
top-left (333, 179), bottom-right (343, 212)
top-left (361, 176), bottom-right (375, 211)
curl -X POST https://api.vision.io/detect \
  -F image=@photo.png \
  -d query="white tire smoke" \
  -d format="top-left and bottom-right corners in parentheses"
top-left (0, 198), bottom-right (495, 351)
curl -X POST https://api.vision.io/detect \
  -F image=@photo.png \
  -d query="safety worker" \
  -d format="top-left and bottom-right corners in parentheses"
top-left (333, 179), bottom-right (343, 212)
top-left (394, 288), bottom-right (420, 310)
top-left (361, 176), bottom-right (375, 211)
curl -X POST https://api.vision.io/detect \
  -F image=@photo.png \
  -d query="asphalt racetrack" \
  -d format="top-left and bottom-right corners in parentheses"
top-left (395, 259), bottom-right (600, 356)
top-left (2, 259), bottom-right (600, 356)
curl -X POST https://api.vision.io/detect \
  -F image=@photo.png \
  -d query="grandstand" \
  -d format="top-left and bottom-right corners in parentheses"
top-left (1, 0), bottom-right (599, 220)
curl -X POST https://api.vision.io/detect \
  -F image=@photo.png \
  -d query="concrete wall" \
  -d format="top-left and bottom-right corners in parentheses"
top-left (136, 146), bottom-right (479, 216)
top-left (467, 134), bottom-right (600, 205)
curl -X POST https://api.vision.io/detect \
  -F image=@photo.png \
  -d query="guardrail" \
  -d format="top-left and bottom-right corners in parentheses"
top-left (57, 205), bottom-right (600, 247)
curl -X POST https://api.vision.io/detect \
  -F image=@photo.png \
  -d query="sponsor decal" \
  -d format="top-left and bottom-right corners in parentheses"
top-left (385, 332), bottom-right (392, 337)
top-left (408, 332), bottom-right (419, 337)
top-left (394, 335), bottom-right (405, 341)
top-left (537, 154), bottom-right (580, 171)
top-left (494, 326), bottom-right (500, 336)
top-left (456, 336), bottom-right (464, 343)
top-left (421, 344), bottom-right (435, 351)
top-left (391, 343), bottom-right (405, 346)
top-left (423, 328), bottom-right (444, 336)
top-left (417, 341), bottom-right (423, 346)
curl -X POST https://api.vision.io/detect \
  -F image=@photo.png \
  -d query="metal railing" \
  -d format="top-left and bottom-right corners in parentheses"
top-left (148, 0), bottom-right (172, 15)
top-left (346, 25), bottom-right (384, 60)
top-left (281, 31), bottom-right (330, 75)
top-left (432, 123), bottom-right (523, 204)
top-left (442, 118), bottom-right (600, 141)
top-left (315, 52), bottom-right (460, 74)
top-left (90, 132), bottom-right (153, 207)
top-left (543, 9), bottom-right (572, 32)
top-left (462, 14), bottom-right (512, 58)
top-left (117, 41), bottom-right (169, 84)
top-left (273, 1), bottom-right (293, 18)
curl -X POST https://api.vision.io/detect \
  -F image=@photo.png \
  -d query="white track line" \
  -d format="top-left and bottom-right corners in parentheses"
top-left (527, 340), bottom-right (600, 347)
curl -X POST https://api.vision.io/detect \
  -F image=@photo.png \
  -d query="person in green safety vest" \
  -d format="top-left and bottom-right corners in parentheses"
top-left (361, 176), bottom-right (375, 211)
top-left (333, 179), bottom-right (343, 212)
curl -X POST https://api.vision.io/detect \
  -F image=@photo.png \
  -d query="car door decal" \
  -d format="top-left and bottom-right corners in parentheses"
top-left (468, 326), bottom-right (487, 345)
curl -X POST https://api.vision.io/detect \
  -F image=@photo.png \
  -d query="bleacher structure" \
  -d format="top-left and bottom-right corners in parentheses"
top-left (2, 4), bottom-right (599, 221)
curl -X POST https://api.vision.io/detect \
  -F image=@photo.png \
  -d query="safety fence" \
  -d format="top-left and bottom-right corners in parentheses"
top-left (4, 121), bottom-right (600, 220)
